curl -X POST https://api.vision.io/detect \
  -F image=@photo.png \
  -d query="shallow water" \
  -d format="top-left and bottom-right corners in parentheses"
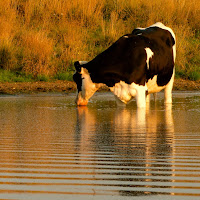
top-left (0, 92), bottom-right (200, 200)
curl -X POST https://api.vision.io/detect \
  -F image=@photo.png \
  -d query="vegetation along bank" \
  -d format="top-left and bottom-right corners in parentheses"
top-left (0, 0), bottom-right (199, 87)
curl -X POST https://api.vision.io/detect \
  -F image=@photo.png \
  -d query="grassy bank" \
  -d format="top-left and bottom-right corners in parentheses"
top-left (0, 0), bottom-right (199, 81)
top-left (0, 69), bottom-right (74, 82)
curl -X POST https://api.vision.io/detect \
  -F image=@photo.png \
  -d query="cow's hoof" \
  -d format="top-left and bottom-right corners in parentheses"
top-left (75, 99), bottom-right (88, 106)
top-left (76, 102), bottom-right (88, 106)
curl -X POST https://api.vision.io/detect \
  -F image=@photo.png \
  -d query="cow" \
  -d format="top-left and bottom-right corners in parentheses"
top-left (73, 22), bottom-right (176, 108)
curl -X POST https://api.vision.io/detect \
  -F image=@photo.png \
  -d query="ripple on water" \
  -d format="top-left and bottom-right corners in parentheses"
top-left (0, 92), bottom-right (200, 199)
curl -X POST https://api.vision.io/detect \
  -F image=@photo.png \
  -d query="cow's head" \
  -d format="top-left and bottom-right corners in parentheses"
top-left (73, 61), bottom-right (100, 106)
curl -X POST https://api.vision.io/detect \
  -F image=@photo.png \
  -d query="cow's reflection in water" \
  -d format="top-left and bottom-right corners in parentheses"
top-left (75, 104), bottom-right (174, 196)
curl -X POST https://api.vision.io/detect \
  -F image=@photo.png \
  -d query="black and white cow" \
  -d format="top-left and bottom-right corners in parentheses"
top-left (73, 22), bottom-right (176, 108)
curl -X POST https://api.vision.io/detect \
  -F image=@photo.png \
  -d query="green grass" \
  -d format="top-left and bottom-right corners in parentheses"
top-left (188, 71), bottom-right (200, 81)
top-left (0, 70), bottom-right (33, 82)
top-left (175, 66), bottom-right (200, 81)
top-left (0, 69), bottom-right (74, 83)
top-left (36, 74), bottom-right (50, 82)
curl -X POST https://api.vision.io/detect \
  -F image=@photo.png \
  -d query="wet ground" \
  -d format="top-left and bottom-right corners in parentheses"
top-left (0, 92), bottom-right (200, 199)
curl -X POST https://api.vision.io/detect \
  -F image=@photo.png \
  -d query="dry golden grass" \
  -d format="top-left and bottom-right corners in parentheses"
top-left (0, 0), bottom-right (199, 78)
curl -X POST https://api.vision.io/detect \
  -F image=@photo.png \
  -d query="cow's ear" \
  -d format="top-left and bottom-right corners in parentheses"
top-left (74, 61), bottom-right (81, 73)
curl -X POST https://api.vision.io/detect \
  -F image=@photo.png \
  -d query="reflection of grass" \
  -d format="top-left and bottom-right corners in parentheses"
top-left (0, 0), bottom-right (199, 80)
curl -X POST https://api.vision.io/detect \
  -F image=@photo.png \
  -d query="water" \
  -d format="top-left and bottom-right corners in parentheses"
top-left (0, 92), bottom-right (200, 200)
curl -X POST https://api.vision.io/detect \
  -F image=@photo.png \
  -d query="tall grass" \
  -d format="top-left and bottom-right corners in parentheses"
top-left (0, 0), bottom-right (199, 80)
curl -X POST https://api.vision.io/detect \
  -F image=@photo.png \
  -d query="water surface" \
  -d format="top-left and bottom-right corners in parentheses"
top-left (0, 92), bottom-right (200, 199)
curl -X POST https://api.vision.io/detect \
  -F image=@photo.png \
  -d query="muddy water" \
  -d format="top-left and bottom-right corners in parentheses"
top-left (0, 92), bottom-right (200, 200)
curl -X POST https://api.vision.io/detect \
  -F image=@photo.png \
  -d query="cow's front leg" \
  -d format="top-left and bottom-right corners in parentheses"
top-left (164, 88), bottom-right (172, 104)
top-left (135, 85), bottom-right (148, 108)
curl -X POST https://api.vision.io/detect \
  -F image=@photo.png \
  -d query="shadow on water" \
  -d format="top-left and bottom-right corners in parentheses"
top-left (0, 92), bottom-right (200, 199)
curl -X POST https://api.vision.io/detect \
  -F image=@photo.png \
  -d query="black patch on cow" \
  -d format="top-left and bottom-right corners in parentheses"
top-left (83, 35), bottom-right (148, 87)
top-left (74, 61), bottom-right (82, 73)
top-left (74, 25), bottom-right (175, 88)
top-left (73, 72), bottom-right (82, 92)
top-left (132, 27), bottom-right (175, 48)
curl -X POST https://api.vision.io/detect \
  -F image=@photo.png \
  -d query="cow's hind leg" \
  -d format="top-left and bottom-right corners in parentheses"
top-left (164, 69), bottom-right (175, 104)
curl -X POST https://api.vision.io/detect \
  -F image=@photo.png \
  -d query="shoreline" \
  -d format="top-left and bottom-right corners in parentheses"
top-left (0, 79), bottom-right (199, 95)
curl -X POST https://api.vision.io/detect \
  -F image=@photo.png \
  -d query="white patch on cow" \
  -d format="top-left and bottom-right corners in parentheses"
top-left (79, 61), bottom-right (88, 65)
top-left (78, 68), bottom-right (101, 104)
top-left (146, 75), bottom-right (165, 94)
top-left (136, 27), bottom-right (145, 31)
top-left (145, 48), bottom-right (154, 70)
top-left (173, 45), bottom-right (176, 62)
